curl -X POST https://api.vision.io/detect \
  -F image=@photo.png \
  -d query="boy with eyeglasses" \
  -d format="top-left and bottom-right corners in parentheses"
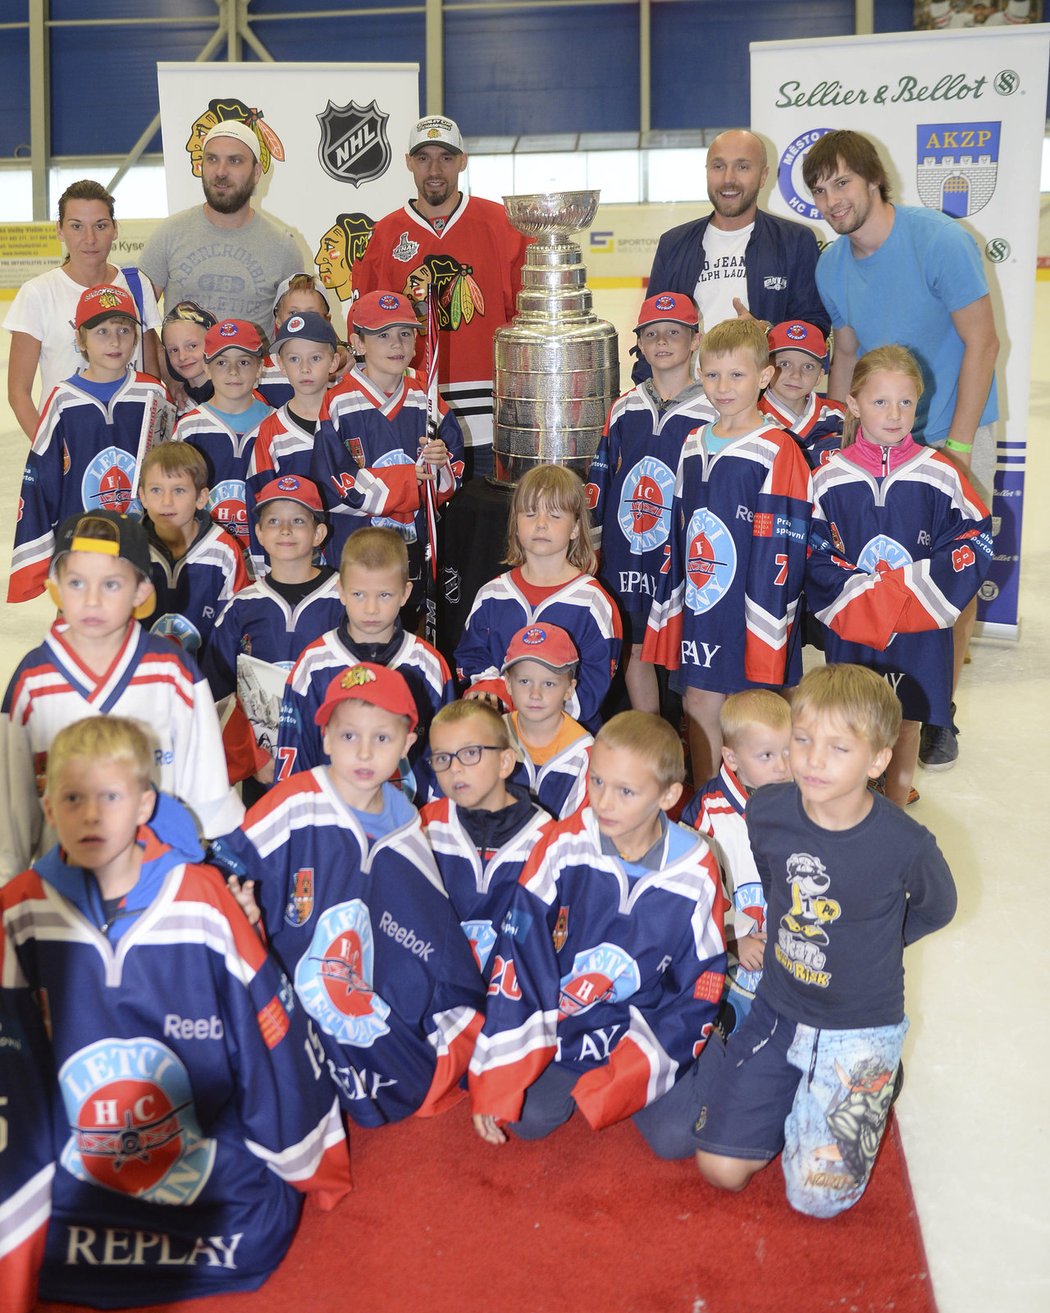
top-left (420, 700), bottom-right (550, 980)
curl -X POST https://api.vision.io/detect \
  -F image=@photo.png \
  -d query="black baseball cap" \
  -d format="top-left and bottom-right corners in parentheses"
top-left (49, 510), bottom-right (156, 619)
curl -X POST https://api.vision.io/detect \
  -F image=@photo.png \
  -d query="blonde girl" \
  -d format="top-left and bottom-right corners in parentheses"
top-left (454, 465), bottom-right (621, 731)
top-left (806, 344), bottom-right (991, 806)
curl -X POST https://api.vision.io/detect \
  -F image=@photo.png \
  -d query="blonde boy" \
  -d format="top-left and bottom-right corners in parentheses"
top-left (694, 664), bottom-right (956, 1217)
top-left (501, 623), bottom-right (592, 819)
top-left (9, 284), bottom-right (174, 602)
top-left (643, 318), bottom-right (812, 787)
top-left (139, 441), bottom-right (248, 655)
top-left (682, 689), bottom-right (791, 1032)
top-left (0, 715), bottom-right (350, 1307)
top-left (470, 711), bottom-right (725, 1155)
top-left (275, 526), bottom-right (453, 796)
top-left (0, 510), bottom-right (243, 879)
top-left (420, 700), bottom-right (549, 977)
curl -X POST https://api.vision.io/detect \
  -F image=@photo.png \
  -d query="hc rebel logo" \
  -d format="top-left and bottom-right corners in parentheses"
top-left (371, 449), bottom-right (419, 544)
top-left (684, 508), bottom-right (737, 615)
top-left (82, 448), bottom-right (137, 516)
top-left (149, 613), bottom-right (202, 655)
top-left (557, 943), bottom-right (641, 1020)
top-left (58, 1038), bottom-right (215, 1204)
top-left (296, 900), bottom-right (391, 1047)
top-left (617, 456), bottom-right (674, 554)
top-left (461, 917), bottom-right (497, 973)
top-left (207, 479), bottom-right (248, 543)
top-left (856, 533), bottom-right (912, 573)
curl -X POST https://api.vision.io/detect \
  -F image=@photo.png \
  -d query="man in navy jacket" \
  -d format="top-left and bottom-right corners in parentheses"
top-left (635, 129), bottom-right (827, 383)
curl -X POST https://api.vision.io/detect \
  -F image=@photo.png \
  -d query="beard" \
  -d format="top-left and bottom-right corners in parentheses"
top-left (708, 179), bottom-right (762, 221)
top-left (203, 174), bottom-right (255, 215)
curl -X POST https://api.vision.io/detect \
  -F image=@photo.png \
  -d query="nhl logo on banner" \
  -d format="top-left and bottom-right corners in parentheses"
top-left (316, 99), bottom-right (392, 187)
top-left (916, 121), bottom-right (1000, 218)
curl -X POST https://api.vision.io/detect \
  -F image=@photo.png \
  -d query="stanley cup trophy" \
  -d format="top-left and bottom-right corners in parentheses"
top-left (492, 190), bottom-right (619, 486)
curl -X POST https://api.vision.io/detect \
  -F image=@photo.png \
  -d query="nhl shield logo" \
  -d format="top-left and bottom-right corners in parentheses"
top-left (916, 121), bottom-right (1000, 218)
top-left (317, 99), bottom-right (391, 187)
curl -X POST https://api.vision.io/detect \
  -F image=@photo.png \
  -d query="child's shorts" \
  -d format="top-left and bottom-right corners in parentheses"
top-left (695, 994), bottom-right (907, 1218)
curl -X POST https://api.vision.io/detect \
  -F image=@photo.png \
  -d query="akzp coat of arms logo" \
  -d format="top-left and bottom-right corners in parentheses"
top-left (317, 100), bottom-right (392, 187)
top-left (916, 121), bottom-right (1000, 218)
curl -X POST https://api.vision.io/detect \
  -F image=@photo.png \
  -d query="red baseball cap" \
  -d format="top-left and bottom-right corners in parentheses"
top-left (204, 319), bottom-right (265, 360)
top-left (350, 291), bottom-right (420, 335)
top-left (315, 663), bottom-right (419, 732)
top-left (502, 624), bottom-right (579, 673)
top-left (75, 285), bottom-right (139, 331)
top-left (635, 292), bottom-right (699, 333)
top-left (767, 321), bottom-right (827, 362)
top-left (254, 475), bottom-right (324, 516)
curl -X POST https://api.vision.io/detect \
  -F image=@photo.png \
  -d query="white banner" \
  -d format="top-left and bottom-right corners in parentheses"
top-left (751, 25), bottom-right (1050, 635)
top-left (156, 62), bottom-right (419, 318)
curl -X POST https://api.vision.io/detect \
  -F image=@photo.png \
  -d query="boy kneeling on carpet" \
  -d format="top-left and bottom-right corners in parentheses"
top-left (217, 664), bottom-right (486, 1128)
top-left (469, 711), bottom-right (726, 1154)
top-left (690, 664), bottom-right (956, 1217)
top-left (0, 716), bottom-right (351, 1311)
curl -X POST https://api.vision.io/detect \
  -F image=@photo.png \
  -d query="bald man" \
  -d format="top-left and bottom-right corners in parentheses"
top-left (635, 129), bottom-right (826, 382)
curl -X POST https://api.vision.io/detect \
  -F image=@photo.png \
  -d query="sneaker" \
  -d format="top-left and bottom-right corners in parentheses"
top-left (919, 703), bottom-right (959, 771)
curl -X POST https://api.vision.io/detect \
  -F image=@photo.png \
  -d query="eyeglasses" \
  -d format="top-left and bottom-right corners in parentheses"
top-left (427, 744), bottom-right (504, 772)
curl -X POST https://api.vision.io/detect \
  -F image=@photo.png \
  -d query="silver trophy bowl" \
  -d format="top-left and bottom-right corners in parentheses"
top-left (492, 190), bottom-right (618, 486)
top-left (502, 190), bottom-right (601, 243)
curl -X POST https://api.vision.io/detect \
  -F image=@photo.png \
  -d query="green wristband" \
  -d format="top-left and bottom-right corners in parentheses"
top-left (944, 439), bottom-right (974, 453)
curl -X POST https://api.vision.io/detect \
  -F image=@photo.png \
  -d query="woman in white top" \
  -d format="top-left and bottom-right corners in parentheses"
top-left (4, 178), bottom-right (162, 439)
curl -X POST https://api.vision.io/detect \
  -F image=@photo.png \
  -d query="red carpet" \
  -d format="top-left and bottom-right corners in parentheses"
top-left (40, 1101), bottom-right (937, 1313)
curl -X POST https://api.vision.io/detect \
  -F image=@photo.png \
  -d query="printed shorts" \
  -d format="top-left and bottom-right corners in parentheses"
top-left (695, 994), bottom-right (908, 1217)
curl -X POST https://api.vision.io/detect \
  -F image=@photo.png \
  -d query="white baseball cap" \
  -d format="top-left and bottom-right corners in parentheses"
top-left (408, 116), bottom-right (464, 155)
top-left (201, 119), bottom-right (260, 161)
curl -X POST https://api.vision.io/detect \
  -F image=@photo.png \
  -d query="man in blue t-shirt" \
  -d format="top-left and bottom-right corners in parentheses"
top-left (802, 130), bottom-right (1000, 772)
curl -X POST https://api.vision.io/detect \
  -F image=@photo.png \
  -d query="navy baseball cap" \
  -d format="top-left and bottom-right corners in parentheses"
top-left (273, 310), bottom-right (339, 351)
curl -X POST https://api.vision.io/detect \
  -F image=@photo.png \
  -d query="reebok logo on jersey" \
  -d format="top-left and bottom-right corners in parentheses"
top-left (163, 1014), bottom-right (225, 1041)
top-left (378, 911), bottom-right (433, 960)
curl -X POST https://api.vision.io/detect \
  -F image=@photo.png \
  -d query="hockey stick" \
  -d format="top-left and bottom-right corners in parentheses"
top-left (420, 282), bottom-right (441, 647)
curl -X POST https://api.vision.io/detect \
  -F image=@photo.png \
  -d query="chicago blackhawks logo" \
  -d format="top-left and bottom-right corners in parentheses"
top-left (316, 99), bottom-right (391, 187)
top-left (616, 456), bottom-right (674, 553)
top-left (184, 97), bottom-right (285, 177)
top-left (59, 1038), bottom-right (215, 1204)
top-left (684, 508), bottom-right (737, 615)
top-left (557, 943), bottom-right (640, 1020)
top-left (404, 256), bottom-right (485, 331)
top-left (296, 901), bottom-right (391, 1047)
top-left (314, 213), bottom-right (375, 303)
